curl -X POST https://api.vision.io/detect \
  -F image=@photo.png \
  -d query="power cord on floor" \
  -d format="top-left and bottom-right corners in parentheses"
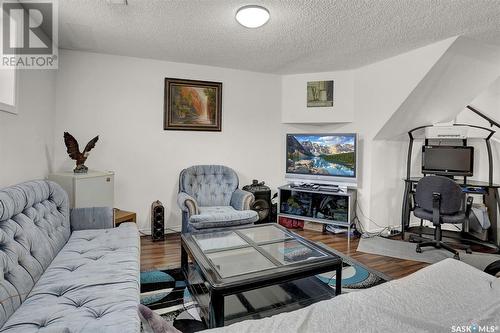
top-left (354, 202), bottom-right (389, 239)
top-left (355, 216), bottom-right (389, 239)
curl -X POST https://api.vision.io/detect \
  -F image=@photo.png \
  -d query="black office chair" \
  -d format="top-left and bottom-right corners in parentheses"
top-left (409, 176), bottom-right (473, 260)
top-left (484, 260), bottom-right (500, 277)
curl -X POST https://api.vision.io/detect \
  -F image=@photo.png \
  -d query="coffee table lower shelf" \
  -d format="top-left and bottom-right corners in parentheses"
top-left (180, 224), bottom-right (343, 328)
top-left (183, 263), bottom-right (339, 328)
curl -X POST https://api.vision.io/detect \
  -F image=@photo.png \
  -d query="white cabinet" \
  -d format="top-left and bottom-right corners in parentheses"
top-left (48, 170), bottom-right (115, 208)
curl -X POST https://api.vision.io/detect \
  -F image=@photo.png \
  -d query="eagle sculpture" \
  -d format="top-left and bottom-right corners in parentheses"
top-left (63, 132), bottom-right (99, 174)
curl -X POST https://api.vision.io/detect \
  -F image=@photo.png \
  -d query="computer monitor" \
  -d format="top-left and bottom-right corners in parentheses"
top-left (422, 146), bottom-right (474, 177)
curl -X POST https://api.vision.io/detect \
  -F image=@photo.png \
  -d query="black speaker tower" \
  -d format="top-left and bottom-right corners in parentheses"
top-left (151, 200), bottom-right (165, 241)
top-left (243, 180), bottom-right (272, 224)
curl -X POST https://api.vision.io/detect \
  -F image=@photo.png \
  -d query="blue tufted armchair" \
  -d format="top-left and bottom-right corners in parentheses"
top-left (177, 165), bottom-right (259, 233)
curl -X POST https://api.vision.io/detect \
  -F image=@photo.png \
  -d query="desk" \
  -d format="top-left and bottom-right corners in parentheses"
top-left (401, 177), bottom-right (500, 247)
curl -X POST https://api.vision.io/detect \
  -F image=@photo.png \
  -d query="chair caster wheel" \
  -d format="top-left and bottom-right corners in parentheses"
top-left (416, 247), bottom-right (422, 253)
top-left (466, 249), bottom-right (472, 254)
top-left (453, 254), bottom-right (460, 260)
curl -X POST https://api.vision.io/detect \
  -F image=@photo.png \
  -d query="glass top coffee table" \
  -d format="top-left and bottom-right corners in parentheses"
top-left (181, 224), bottom-right (343, 328)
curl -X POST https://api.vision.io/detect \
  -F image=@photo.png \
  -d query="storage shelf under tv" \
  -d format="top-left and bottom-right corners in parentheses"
top-left (278, 185), bottom-right (357, 229)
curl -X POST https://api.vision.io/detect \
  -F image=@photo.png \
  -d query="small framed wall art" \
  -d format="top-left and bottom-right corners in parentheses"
top-left (307, 80), bottom-right (334, 108)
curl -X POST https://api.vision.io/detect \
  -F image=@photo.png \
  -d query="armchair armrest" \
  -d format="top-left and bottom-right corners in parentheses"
top-left (463, 196), bottom-right (474, 233)
top-left (432, 193), bottom-right (441, 226)
top-left (231, 189), bottom-right (255, 211)
top-left (70, 207), bottom-right (114, 231)
top-left (465, 196), bottom-right (474, 217)
top-left (177, 192), bottom-right (199, 216)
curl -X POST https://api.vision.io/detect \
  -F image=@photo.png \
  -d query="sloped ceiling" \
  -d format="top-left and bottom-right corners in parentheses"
top-left (459, 77), bottom-right (500, 142)
top-left (57, 0), bottom-right (500, 74)
top-left (375, 37), bottom-right (500, 140)
top-left (468, 77), bottom-right (500, 123)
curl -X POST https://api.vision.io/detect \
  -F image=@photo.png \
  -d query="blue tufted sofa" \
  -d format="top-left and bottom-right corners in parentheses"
top-left (0, 180), bottom-right (140, 333)
top-left (177, 165), bottom-right (259, 233)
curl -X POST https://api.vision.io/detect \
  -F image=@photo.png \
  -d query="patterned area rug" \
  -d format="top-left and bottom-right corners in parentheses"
top-left (140, 249), bottom-right (389, 332)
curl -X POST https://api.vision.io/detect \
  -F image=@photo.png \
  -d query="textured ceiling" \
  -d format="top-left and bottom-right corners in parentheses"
top-left (58, 0), bottom-right (500, 74)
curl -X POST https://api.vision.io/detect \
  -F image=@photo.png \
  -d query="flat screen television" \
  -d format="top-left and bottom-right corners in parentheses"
top-left (422, 146), bottom-right (474, 177)
top-left (286, 133), bottom-right (358, 186)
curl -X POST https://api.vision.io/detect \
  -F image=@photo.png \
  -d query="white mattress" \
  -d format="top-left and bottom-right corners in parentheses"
top-left (206, 259), bottom-right (500, 332)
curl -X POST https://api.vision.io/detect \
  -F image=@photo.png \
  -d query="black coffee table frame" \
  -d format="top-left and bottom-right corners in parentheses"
top-left (181, 224), bottom-right (343, 328)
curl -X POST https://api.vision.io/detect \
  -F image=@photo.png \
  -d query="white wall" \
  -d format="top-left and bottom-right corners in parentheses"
top-left (0, 69), bottom-right (56, 187)
top-left (376, 37), bottom-right (500, 139)
top-left (281, 39), bottom-right (454, 232)
top-left (281, 71), bottom-right (354, 123)
top-left (53, 50), bottom-right (282, 232)
top-left (456, 77), bottom-right (500, 184)
top-left (0, 35), bottom-right (494, 240)
top-left (5, 38), bottom-right (491, 235)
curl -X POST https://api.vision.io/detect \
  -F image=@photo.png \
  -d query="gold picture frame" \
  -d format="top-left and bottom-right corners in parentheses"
top-left (164, 78), bottom-right (222, 131)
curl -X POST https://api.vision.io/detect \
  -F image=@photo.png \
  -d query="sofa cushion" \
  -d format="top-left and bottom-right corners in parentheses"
top-left (189, 206), bottom-right (258, 230)
top-left (0, 181), bottom-right (70, 328)
top-left (0, 223), bottom-right (140, 333)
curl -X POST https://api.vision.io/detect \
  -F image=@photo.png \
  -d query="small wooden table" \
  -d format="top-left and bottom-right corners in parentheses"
top-left (114, 209), bottom-right (136, 227)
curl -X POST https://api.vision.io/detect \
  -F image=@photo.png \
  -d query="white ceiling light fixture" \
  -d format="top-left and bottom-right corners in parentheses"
top-left (236, 5), bottom-right (270, 28)
top-left (105, 0), bottom-right (128, 5)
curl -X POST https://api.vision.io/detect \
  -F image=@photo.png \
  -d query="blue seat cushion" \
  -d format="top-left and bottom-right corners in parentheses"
top-left (189, 206), bottom-right (258, 230)
top-left (0, 223), bottom-right (140, 333)
top-left (414, 207), bottom-right (466, 224)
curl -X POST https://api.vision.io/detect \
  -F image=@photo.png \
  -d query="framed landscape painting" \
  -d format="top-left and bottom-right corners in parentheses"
top-left (164, 78), bottom-right (222, 131)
